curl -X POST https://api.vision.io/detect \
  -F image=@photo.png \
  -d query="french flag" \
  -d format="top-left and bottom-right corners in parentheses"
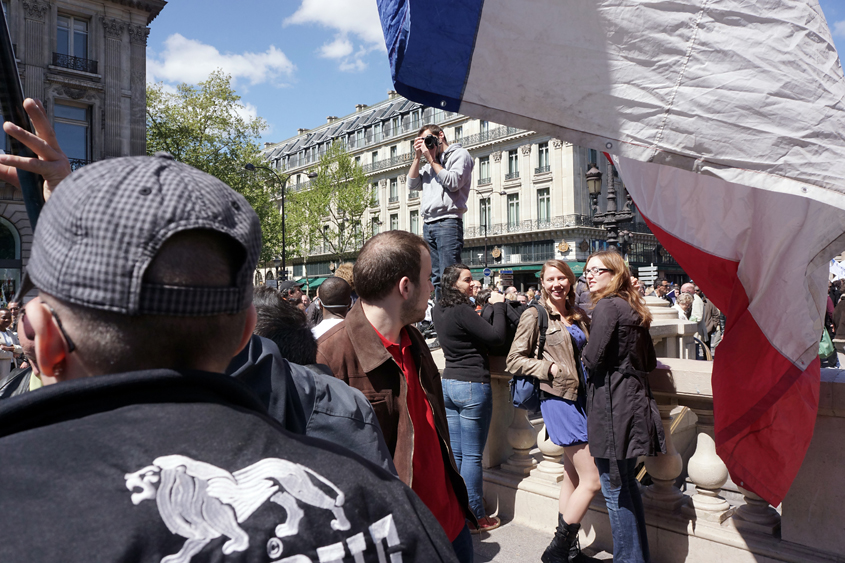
top-left (377, 0), bottom-right (845, 505)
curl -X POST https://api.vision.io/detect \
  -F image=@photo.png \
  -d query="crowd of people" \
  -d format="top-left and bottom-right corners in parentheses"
top-left (0, 108), bottom-right (782, 563)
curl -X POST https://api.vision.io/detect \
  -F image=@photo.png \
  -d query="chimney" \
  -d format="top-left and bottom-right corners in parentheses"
top-left (387, 90), bottom-right (398, 100)
top-left (263, 142), bottom-right (272, 148)
top-left (355, 104), bottom-right (368, 112)
top-left (297, 128), bottom-right (308, 135)
top-left (326, 116), bottom-right (338, 124)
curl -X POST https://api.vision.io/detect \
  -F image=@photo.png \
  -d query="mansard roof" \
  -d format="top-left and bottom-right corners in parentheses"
top-left (263, 95), bottom-right (425, 158)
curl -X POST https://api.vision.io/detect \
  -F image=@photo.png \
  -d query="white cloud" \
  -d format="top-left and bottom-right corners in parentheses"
top-left (834, 20), bottom-right (845, 38)
top-left (147, 34), bottom-right (296, 87)
top-left (234, 101), bottom-right (260, 123)
top-left (319, 36), bottom-right (354, 59)
top-left (285, 0), bottom-right (385, 72)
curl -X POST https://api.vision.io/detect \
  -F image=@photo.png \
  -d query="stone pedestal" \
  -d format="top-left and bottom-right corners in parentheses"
top-left (501, 407), bottom-right (538, 475)
top-left (643, 403), bottom-right (686, 511)
top-left (733, 486), bottom-right (780, 535)
top-left (683, 432), bottom-right (731, 523)
top-left (532, 423), bottom-right (565, 483)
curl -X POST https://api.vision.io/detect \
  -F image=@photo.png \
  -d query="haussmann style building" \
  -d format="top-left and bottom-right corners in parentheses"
top-left (0, 0), bottom-right (166, 301)
top-left (260, 91), bottom-right (683, 293)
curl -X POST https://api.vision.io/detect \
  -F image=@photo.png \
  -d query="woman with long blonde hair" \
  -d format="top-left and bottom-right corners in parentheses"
top-left (582, 250), bottom-right (664, 563)
top-left (507, 260), bottom-right (600, 563)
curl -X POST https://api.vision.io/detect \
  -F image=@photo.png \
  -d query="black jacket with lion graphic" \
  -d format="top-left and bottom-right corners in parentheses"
top-left (0, 369), bottom-right (458, 563)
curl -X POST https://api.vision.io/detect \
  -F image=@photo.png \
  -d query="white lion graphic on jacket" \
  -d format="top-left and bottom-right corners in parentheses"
top-left (125, 455), bottom-right (351, 563)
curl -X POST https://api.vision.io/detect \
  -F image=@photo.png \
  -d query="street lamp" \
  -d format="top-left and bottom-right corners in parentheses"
top-left (273, 256), bottom-right (281, 282)
top-left (584, 161), bottom-right (633, 251)
top-left (244, 161), bottom-right (317, 282)
top-left (474, 188), bottom-right (507, 268)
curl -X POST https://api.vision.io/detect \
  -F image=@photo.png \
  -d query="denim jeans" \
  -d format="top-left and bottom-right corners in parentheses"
top-left (442, 379), bottom-right (493, 519)
top-left (594, 457), bottom-right (649, 563)
top-left (451, 523), bottom-right (474, 563)
top-left (423, 217), bottom-right (464, 301)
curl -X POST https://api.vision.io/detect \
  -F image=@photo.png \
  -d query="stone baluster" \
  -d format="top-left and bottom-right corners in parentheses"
top-left (532, 423), bottom-right (565, 483)
top-left (500, 408), bottom-right (537, 475)
top-left (643, 403), bottom-right (686, 511)
top-left (682, 409), bottom-right (731, 522)
top-left (733, 486), bottom-right (781, 535)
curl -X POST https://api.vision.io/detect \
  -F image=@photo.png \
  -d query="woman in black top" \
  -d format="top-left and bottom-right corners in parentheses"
top-left (582, 251), bottom-right (665, 563)
top-left (433, 264), bottom-right (507, 533)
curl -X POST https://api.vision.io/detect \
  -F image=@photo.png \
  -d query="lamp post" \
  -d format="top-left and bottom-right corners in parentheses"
top-left (272, 256), bottom-right (281, 283)
top-left (475, 189), bottom-right (507, 268)
top-left (246, 160), bottom-right (290, 281)
top-left (585, 161), bottom-right (633, 252)
top-left (245, 161), bottom-right (317, 282)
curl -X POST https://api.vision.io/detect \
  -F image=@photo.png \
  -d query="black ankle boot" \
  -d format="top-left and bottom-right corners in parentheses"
top-left (541, 514), bottom-right (580, 563)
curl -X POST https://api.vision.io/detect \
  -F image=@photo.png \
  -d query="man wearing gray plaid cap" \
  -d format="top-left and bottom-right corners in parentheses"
top-left (0, 102), bottom-right (459, 563)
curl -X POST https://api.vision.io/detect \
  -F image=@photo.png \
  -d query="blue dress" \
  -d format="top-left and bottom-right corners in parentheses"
top-left (539, 324), bottom-right (589, 447)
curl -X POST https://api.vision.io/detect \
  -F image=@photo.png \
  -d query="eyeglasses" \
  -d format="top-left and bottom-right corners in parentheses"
top-left (584, 267), bottom-right (612, 277)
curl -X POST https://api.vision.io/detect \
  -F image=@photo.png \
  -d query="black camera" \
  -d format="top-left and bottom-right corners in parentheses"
top-left (424, 134), bottom-right (440, 150)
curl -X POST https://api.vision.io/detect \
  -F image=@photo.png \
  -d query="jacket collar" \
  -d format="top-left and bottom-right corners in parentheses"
top-left (345, 300), bottom-right (432, 373)
top-left (0, 368), bottom-right (267, 440)
top-left (345, 301), bottom-right (397, 373)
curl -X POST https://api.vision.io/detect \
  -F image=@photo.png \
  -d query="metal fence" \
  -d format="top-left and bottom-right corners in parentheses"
top-left (69, 158), bottom-right (91, 171)
top-left (454, 125), bottom-right (522, 148)
top-left (361, 152), bottom-right (415, 173)
top-left (464, 214), bottom-right (595, 237)
top-left (52, 52), bottom-right (98, 74)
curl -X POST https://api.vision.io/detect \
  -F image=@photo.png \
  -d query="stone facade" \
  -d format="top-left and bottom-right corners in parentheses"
top-left (0, 0), bottom-right (165, 298)
top-left (261, 92), bottom-right (680, 290)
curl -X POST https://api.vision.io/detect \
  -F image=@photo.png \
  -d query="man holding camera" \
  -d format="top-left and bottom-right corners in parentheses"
top-left (408, 125), bottom-right (473, 300)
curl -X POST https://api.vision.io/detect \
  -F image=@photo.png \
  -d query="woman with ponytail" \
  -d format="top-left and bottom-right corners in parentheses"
top-left (582, 250), bottom-right (665, 563)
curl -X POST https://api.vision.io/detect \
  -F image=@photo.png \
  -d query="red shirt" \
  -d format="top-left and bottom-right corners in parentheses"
top-left (375, 326), bottom-right (466, 541)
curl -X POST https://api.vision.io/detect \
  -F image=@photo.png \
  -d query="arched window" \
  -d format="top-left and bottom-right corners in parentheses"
top-left (0, 218), bottom-right (22, 305)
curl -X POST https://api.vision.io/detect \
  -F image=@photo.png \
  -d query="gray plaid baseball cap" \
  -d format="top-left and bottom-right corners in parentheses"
top-left (24, 153), bottom-right (262, 316)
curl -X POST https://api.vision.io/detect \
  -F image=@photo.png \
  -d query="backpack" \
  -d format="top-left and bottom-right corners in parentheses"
top-left (509, 303), bottom-right (548, 411)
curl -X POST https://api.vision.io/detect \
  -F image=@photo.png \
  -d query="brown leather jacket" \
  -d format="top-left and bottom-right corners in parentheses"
top-left (506, 301), bottom-right (589, 401)
top-left (315, 301), bottom-right (474, 522)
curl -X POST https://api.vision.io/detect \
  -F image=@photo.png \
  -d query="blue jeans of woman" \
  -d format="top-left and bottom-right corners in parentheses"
top-left (442, 378), bottom-right (493, 519)
top-left (594, 457), bottom-right (649, 563)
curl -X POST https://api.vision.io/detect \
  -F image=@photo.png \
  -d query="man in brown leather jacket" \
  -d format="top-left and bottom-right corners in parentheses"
top-left (316, 230), bottom-right (475, 563)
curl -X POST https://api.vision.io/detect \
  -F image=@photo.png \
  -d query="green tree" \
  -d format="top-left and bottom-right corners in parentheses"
top-left (146, 70), bottom-right (283, 263)
top-left (287, 142), bottom-right (372, 263)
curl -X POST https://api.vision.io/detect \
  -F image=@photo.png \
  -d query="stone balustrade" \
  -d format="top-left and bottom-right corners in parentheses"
top-left (645, 295), bottom-right (698, 359)
top-left (478, 357), bottom-right (845, 562)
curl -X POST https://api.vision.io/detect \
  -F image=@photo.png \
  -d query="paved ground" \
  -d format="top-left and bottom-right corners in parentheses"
top-left (472, 520), bottom-right (612, 562)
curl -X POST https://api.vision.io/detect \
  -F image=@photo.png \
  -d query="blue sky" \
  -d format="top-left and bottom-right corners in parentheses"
top-left (146, 0), bottom-right (845, 146)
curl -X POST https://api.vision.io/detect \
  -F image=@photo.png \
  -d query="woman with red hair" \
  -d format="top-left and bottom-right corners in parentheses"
top-left (582, 250), bottom-right (665, 563)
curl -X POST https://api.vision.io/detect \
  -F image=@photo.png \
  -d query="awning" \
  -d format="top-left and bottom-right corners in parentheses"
top-left (303, 277), bottom-right (329, 289)
top-left (469, 262), bottom-right (586, 276)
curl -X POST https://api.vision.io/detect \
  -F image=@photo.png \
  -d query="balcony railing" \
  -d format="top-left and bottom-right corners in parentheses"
top-left (69, 158), bottom-right (91, 171)
top-left (408, 190), bottom-right (420, 200)
top-left (535, 165), bottom-right (550, 174)
top-left (478, 177), bottom-right (491, 185)
top-left (505, 171), bottom-right (520, 181)
top-left (454, 125), bottom-right (522, 148)
top-left (289, 180), bottom-right (312, 193)
top-left (52, 52), bottom-right (98, 74)
top-left (388, 195), bottom-right (399, 204)
top-left (361, 152), bottom-right (415, 174)
top-left (464, 214), bottom-right (594, 238)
